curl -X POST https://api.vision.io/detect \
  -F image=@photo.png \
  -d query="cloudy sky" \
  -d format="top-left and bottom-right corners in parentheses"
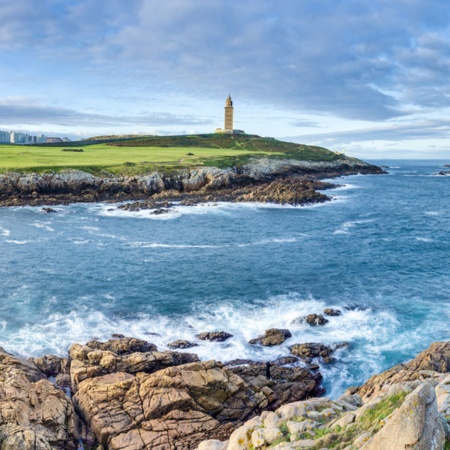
top-left (1, 0), bottom-right (450, 158)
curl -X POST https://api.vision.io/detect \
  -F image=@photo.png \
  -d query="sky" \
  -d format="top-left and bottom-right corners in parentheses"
top-left (1, 0), bottom-right (450, 158)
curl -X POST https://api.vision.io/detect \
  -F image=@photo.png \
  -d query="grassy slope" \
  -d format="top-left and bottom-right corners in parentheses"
top-left (0, 133), bottom-right (344, 175)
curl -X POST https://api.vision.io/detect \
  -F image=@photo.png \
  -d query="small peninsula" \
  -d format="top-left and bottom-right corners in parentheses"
top-left (0, 133), bottom-right (384, 208)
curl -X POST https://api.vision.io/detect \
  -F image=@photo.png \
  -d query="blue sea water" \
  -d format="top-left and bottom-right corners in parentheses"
top-left (0, 160), bottom-right (449, 397)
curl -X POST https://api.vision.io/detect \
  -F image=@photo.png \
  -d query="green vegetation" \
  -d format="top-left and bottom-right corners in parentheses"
top-left (0, 133), bottom-right (344, 175)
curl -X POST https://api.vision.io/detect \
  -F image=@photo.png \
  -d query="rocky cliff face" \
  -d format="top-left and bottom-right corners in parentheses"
top-left (0, 337), bottom-right (323, 449)
top-left (0, 158), bottom-right (384, 207)
top-left (3, 337), bottom-right (448, 449)
top-left (198, 341), bottom-right (450, 450)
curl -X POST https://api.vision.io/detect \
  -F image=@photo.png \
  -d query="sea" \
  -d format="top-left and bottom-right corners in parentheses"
top-left (0, 160), bottom-right (449, 398)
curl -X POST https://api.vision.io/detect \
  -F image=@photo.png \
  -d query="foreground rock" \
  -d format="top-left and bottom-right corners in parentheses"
top-left (198, 380), bottom-right (445, 450)
top-left (69, 337), bottom-right (199, 390)
top-left (74, 359), bottom-right (323, 449)
top-left (0, 349), bottom-right (78, 449)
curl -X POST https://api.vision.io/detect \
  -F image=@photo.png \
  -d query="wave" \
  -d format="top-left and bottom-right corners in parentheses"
top-left (32, 222), bottom-right (55, 232)
top-left (0, 227), bottom-right (10, 236)
top-left (5, 240), bottom-right (31, 245)
top-left (129, 236), bottom-right (302, 250)
top-left (333, 219), bottom-right (374, 235)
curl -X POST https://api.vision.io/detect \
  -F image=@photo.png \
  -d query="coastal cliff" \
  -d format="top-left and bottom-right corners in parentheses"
top-left (0, 157), bottom-right (383, 207)
top-left (0, 339), bottom-right (450, 449)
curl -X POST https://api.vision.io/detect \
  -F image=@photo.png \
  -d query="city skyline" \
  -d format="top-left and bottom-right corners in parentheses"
top-left (1, 1), bottom-right (450, 158)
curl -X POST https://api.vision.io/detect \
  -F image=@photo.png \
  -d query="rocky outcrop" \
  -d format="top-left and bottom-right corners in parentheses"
top-left (228, 363), bottom-right (324, 410)
top-left (73, 359), bottom-right (323, 449)
top-left (357, 341), bottom-right (450, 401)
top-left (69, 337), bottom-right (199, 391)
top-left (249, 328), bottom-right (292, 346)
top-left (198, 381), bottom-right (446, 450)
top-left (196, 332), bottom-right (234, 342)
top-left (0, 156), bottom-right (384, 207)
top-left (167, 339), bottom-right (199, 349)
top-left (290, 343), bottom-right (334, 364)
top-left (0, 349), bottom-right (78, 450)
top-left (305, 314), bottom-right (329, 326)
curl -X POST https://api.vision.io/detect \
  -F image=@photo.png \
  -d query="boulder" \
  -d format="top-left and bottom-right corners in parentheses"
top-left (167, 339), bottom-right (199, 349)
top-left (228, 362), bottom-right (324, 410)
top-left (323, 308), bottom-right (342, 316)
top-left (85, 336), bottom-right (157, 354)
top-left (290, 343), bottom-right (334, 363)
top-left (249, 328), bottom-right (292, 346)
top-left (357, 341), bottom-right (450, 401)
top-left (31, 354), bottom-right (69, 376)
top-left (69, 337), bottom-right (199, 391)
top-left (0, 349), bottom-right (78, 449)
top-left (196, 331), bottom-right (234, 342)
top-left (73, 360), bottom-right (268, 449)
top-left (361, 383), bottom-right (445, 449)
top-left (305, 314), bottom-right (329, 326)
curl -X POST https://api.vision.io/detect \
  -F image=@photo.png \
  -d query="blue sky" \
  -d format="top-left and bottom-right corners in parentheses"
top-left (1, 0), bottom-right (450, 158)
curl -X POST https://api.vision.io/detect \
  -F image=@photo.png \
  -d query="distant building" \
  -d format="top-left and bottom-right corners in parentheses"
top-left (0, 131), bottom-right (10, 143)
top-left (46, 137), bottom-right (64, 143)
top-left (216, 95), bottom-right (243, 134)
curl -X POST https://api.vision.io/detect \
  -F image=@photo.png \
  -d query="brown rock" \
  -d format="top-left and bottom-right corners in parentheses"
top-left (167, 339), bottom-right (199, 349)
top-left (323, 308), bottom-right (342, 316)
top-left (69, 339), bottom-right (199, 391)
top-left (85, 336), bottom-right (157, 354)
top-left (290, 343), bottom-right (334, 363)
top-left (305, 314), bottom-right (329, 326)
top-left (31, 354), bottom-right (69, 376)
top-left (249, 328), bottom-right (292, 346)
top-left (73, 360), bottom-right (272, 449)
top-left (196, 331), bottom-right (233, 342)
top-left (357, 341), bottom-right (450, 401)
top-left (228, 362), bottom-right (324, 410)
top-left (0, 349), bottom-right (78, 449)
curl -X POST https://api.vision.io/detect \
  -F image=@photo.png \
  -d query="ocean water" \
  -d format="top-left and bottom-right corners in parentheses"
top-left (0, 160), bottom-right (449, 397)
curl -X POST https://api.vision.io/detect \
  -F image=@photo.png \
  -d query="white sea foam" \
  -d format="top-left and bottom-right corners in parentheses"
top-left (32, 222), bottom-right (55, 232)
top-left (0, 227), bottom-right (10, 236)
top-left (1, 293), bottom-right (398, 393)
top-left (333, 219), bottom-right (374, 235)
top-left (5, 240), bottom-right (31, 245)
top-left (130, 242), bottom-right (225, 249)
top-left (424, 211), bottom-right (441, 217)
top-left (415, 237), bottom-right (434, 243)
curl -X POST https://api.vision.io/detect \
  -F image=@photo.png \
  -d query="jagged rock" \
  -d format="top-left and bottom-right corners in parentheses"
top-left (305, 314), bottom-right (329, 326)
top-left (362, 383), bottom-right (445, 449)
top-left (249, 328), bottom-right (292, 346)
top-left (69, 337), bottom-right (199, 391)
top-left (357, 341), bottom-right (450, 401)
top-left (323, 308), bottom-right (342, 316)
top-left (73, 360), bottom-right (270, 449)
top-left (85, 336), bottom-right (157, 354)
top-left (42, 206), bottom-right (57, 213)
top-left (228, 362), bottom-right (324, 410)
top-left (31, 354), bottom-right (69, 376)
top-left (167, 339), bottom-right (199, 349)
top-left (290, 343), bottom-right (334, 363)
top-left (197, 331), bottom-right (234, 342)
top-left (0, 349), bottom-right (78, 449)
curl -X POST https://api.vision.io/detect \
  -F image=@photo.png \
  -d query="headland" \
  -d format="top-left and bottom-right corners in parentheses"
top-left (0, 133), bottom-right (384, 208)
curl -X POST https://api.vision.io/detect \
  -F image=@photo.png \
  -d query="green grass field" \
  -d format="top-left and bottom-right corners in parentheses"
top-left (0, 134), bottom-right (343, 175)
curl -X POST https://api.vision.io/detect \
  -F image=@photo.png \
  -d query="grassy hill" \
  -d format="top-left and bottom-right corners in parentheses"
top-left (0, 133), bottom-right (344, 175)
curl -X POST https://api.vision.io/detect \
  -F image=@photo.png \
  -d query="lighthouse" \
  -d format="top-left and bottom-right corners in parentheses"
top-left (224, 95), bottom-right (234, 131)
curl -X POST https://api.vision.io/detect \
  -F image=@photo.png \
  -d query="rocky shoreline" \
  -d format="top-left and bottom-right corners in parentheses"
top-left (1, 335), bottom-right (450, 449)
top-left (0, 157), bottom-right (384, 208)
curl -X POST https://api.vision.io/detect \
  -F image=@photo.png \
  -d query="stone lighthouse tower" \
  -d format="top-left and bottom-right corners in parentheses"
top-left (224, 95), bottom-right (234, 131)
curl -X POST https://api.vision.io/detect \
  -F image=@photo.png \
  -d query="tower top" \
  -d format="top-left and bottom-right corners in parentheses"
top-left (225, 95), bottom-right (233, 107)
